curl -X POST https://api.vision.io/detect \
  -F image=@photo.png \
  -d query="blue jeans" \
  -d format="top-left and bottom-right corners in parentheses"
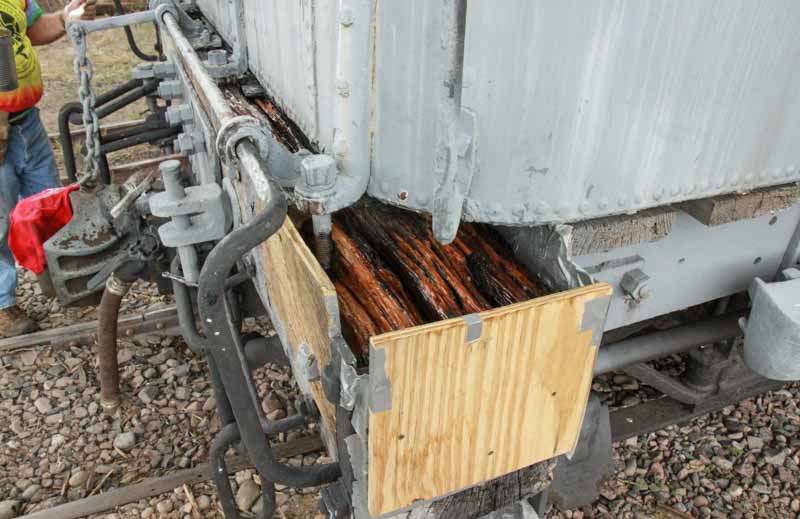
top-left (0, 108), bottom-right (60, 309)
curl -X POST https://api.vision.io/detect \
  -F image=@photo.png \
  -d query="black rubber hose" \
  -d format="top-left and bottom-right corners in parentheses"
top-left (212, 424), bottom-right (277, 519)
top-left (96, 277), bottom-right (130, 412)
top-left (170, 256), bottom-right (204, 353)
top-left (100, 126), bottom-right (180, 154)
top-left (198, 143), bottom-right (340, 488)
top-left (60, 79), bottom-right (145, 182)
top-left (112, 0), bottom-right (159, 61)
top-left (59, 102), bottom-right (82, 183)
top-left (67, 79), bottom-right (144, 125)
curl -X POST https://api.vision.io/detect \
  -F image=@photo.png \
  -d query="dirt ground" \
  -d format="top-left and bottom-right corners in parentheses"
top-left (37, 24), bottom-right (159, 174)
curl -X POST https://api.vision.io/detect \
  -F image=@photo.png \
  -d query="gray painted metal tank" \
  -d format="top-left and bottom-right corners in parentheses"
top-left (195, 0), bottom-right (800, 230)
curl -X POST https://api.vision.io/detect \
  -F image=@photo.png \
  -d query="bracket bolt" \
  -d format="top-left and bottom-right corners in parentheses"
top-left (620, 268), bottom-right (651, 302)
top-left (175, 131), bottom-right (206, 155)
top-left (207, 49), bottom-right (228, 67)
top-left (301, 155), bottom-right (337, 190)
top-left (157, 80), bottom-right (183, 100)
top-left (166, 104), bottom-right (194, 126)
top-left (339, 8), bottom-right (354, 26)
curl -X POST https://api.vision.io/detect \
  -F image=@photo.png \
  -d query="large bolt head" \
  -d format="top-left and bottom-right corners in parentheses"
top-left (301, 155), bottom-right (337, 189)
top-left (620, 268), bottom-right (651, 301)
top-left (207, 49), bottom-right (228, 67)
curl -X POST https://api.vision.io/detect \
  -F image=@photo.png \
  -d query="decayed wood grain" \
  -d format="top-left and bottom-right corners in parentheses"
top-left (679, 183), bottom-right (800, 226)
top-left (568, 207), bottom-right (677, 256)
top-left (367, 283), bottom-right (613, 516)
top-left (334, 280), bottom-right (380, 359)
top-left (332, 222), bottom-right (422, 332)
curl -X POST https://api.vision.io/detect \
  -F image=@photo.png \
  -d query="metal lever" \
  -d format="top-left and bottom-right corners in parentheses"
top-left (110, 170), bottom-right (158, 220)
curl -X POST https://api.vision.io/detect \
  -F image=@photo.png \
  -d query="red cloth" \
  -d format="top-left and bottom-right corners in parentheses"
top-left (9, 184), bottom-right (79, 275)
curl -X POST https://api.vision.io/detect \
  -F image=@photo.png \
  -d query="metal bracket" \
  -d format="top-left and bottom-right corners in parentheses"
top-left (369, 346), bottom-right (392, 413)
top-left (132, 61), bottom-right (177, 81)
top-left (216, 115), bottom-right (271, 166)
top-left (432, 108), bottom-right (478, 244)
top-left (297, 342), bottom-right (321, 383)
top-left (463, 313), bottom-right (483, 343)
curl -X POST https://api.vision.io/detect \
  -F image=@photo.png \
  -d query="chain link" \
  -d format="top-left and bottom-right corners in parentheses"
top-left (69, 24), bottom-right (101, 187)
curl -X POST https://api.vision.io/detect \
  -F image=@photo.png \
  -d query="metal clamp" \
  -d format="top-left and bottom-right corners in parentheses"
top-left (215, 115), bottom-right (271, 167)
top-left (132, 61), bottom-right (177, 80)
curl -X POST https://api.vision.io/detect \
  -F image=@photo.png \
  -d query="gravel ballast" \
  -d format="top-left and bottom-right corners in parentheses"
top-left (1, 269), bottom-right (799, 518)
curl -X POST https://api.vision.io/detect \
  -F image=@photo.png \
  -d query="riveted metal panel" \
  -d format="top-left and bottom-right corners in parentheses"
top-left (195, 0), bottom-right (338, 145)
top-left (194, 0), bottom-right (231, 40)
top-left (368, 0), bottom-right (800, 224)
top-left (197, 1), bottom-right (800, 226)
top-left (574, 204), bottom-right (800, 331)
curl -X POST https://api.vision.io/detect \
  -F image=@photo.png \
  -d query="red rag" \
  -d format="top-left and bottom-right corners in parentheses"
top-left (9, 184), bottom-right (80, 275)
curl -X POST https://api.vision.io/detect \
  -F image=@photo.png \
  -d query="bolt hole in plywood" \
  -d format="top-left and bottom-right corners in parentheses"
top-left (296, 200), bottom-right (612, 516)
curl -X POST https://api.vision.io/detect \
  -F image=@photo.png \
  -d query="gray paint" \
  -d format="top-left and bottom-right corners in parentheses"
top-left (575, 205), bottom-right (800, 331)
top-left (463, 313), bottom-right (483, 343)
top-left (369, 346), bottom-right (392, 413)
top-left (195, 0), bottom-right (800, 227)
top-left (579, 296), bottom-right (611, 347)
top-left (743, 276), bottom-right (800, 380)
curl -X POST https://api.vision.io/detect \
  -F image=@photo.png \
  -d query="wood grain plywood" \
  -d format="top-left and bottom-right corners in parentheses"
top-left (257, 218), bottom-right (340, 455)
top-left (367, 284), bottom-right (612, 515)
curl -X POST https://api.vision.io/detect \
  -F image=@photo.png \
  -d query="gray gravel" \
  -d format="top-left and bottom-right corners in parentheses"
top-left (3, 268), bottom-right (800, 519)
top-left (548, 376), bottom-right (800, 519)
top-left (0, 269), bottom-right (324, 518)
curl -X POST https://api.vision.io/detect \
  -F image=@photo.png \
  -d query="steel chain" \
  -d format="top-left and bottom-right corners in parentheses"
top-left (69, 24), bottom-right (101, 187)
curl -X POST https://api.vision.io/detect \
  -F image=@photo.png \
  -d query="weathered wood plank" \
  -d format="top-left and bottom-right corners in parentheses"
top-left (367, 284), bottom-right (613, 516)
top-left (568, 207), bottom-right (676, 256)
top-left (0, 305), bottom-right (179, 355)
top-left (17, 435), bottom-right (323, 519)
top-left (679, 183), bottom-right (800, 226)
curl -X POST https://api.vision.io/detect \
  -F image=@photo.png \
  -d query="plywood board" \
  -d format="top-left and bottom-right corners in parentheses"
top-left (258, 219), bottom-right (340, 455)
top-left (234, 171), bottom-right (339, 456)
top-left (367, 284), bottom-right (612, 516)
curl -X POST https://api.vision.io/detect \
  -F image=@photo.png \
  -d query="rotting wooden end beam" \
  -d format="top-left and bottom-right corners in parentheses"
top-left (17, 435), bottom-right (324, 519)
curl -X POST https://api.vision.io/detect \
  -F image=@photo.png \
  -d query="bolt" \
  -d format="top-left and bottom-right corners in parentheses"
top-left (301, 155), bottom-right (337, 190)
top-left (160, 160), bottom-right (186, 200)
top-left (157, 80), bottom-right (183, 100)
top-left (339, 8), bottom-right (354, 26)
top-left (175, 131), bottom-right (205, 155)
top-left (207, 49), bottom-right (228, 67)
top-left (620, 268), bottom-right (651, 302)
top-left (166, 104), bottom-right (193, 126)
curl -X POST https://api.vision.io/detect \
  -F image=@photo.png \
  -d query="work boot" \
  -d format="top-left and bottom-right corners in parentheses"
top-left (0, 305), bottom-right (38, 338)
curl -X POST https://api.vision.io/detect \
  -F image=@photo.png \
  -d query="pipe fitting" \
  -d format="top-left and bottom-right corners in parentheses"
top-left (294, 154), bottom-right (339, 215)
top-left (216, 115), bottom-right (271, 167)
top-left (106, 273), bottom-right (132, 296)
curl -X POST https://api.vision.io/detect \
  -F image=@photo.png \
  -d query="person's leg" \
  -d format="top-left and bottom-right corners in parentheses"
top-left (17, 108), bottom-right (60, 198)
top-left (0, 122), bottom-right (23, 311)
top-left (0, 117), bottom-right (40, 336)
top-left (0, 108), bottom-right (60, 336)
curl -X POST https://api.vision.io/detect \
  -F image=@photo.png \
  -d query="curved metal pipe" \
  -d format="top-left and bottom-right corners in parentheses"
top-left (211, 423), bottom-right (276, 519)
top-left (198, 140), bottom-right (340, 488)
top-left (594, 313), bottom-right (744, 375)
top-left (159, 10), bottom-right (235, 128)
top-left (325, 0), bottom-right (374, 213)
top-left (96, 274), bottom-right (132, 412)
top-left (112, 0), bottom-right (159, 62)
